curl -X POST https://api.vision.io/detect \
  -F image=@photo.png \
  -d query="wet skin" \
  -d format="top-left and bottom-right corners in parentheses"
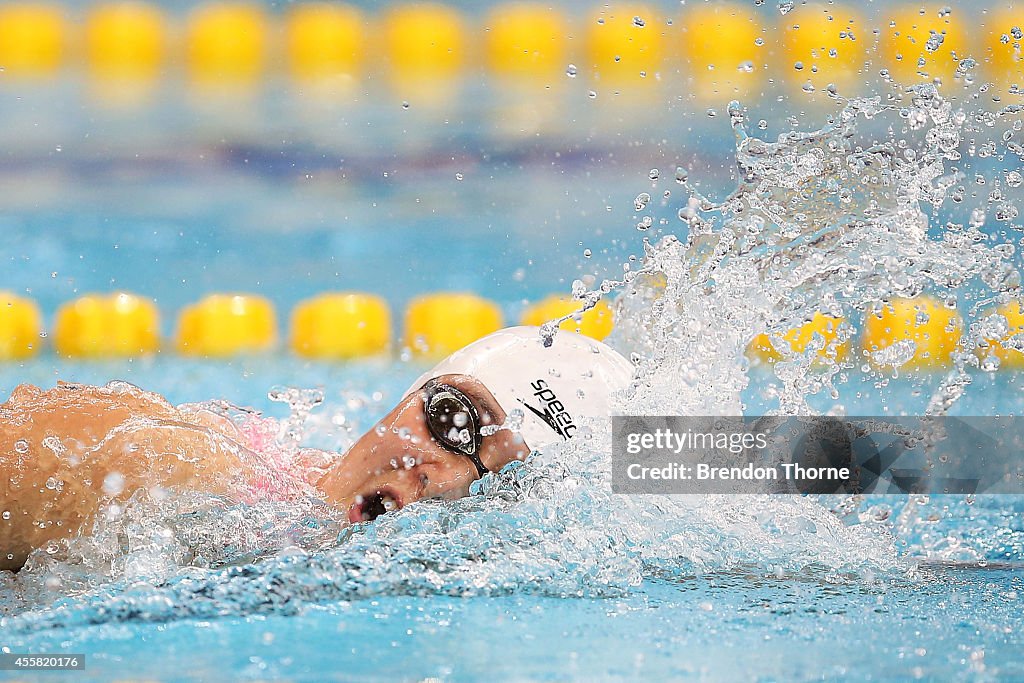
top-left (0, 375), bottom-right (529, 571)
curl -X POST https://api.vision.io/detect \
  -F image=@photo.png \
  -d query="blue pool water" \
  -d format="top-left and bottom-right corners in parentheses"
top-left (6, 568), bottom-right (1024, 682)
top-left (1, 149), bottom-right (682, 321)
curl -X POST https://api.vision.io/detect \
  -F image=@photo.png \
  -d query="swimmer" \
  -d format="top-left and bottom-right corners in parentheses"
top-left (0, 326), bottom-right (632, 572)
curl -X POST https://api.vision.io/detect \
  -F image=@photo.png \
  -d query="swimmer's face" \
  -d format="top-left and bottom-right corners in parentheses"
top-left (316, 374), bottom-right (530, 524)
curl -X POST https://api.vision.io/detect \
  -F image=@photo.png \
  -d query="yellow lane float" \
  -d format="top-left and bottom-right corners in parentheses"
top-left (982, 6), bottom-right (1023, 92)
top-left (588, 4), bottom-right (663, 84)
top-left (286, 3), bottom-right (365, 83)
top-left (290, 292), bottom-right (391, 359)
top-left (383, 3), bottom-right (465, 78)
top-left (861, 296), bottom-right (962, 369)
top-left (980, 300), bottom-right (1024, 369)
top-left (404, 292), bottom-right (503, 358)
top-left (177, 294), bottom-right (277, 356)
top-left (878, 6), bottom-right (966, 84)
top-left (748, 312), bottom-right (849, 364)
top-left (0, 292), bottom-right (43, 360)
top-left (679, 3), bottom-right (762, 100)
top-left (86, 2), bottom-right (166, 78)
top-left (186, 2), bottom-right (268, 83)
top-left (0, 3), bottom-right (65, 76)
top-left (779, 3), bottom-right (864, 96)
top-left (54, 292), bottom-right (160, 358)
top-left (520, 295), bottom-right (614, 340)
top-left (485, 4), bottom-right (567, 79)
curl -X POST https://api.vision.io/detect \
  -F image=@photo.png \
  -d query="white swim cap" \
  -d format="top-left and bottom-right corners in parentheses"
top-left (406, 326), bottom-right (633, 451)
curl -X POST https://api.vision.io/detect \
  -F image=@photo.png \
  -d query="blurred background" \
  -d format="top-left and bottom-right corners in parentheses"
top-left (0, 1), bottom-right (1021, 408)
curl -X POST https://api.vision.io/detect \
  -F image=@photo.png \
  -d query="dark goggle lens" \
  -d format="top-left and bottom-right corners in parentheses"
top-left (422, 381), bottom-right (489, 477)
top-left (425, 389), bottom-right (478, 456)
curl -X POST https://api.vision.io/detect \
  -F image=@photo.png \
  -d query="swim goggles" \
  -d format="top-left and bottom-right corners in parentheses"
top-left (422, 379), bottom-right (489, 477)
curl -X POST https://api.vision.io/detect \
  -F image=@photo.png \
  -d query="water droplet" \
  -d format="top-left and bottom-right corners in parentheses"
top-left (969, 208), bottom-right (986, 228)
top-left (777, 0), bottom-right (794, 15)
top-left (13, 439), bottom-right (28, 454)
top-left (588, 90), bottom-right (597, 99)
top-left (103, 472), bottom-right (125, 496)
top-left (566, 63), bottom-right (577, 78)
top-left (649, 168), bottom-right (660, 181)
top-left (632, 16), bottom-right (645, 28)
top-left (1, 511), bottom-right (10, 520)
top-left (871, 340), bottom-right (918, 368)
top-left (455, 172), bottom-right (464, 181)
top-left (924, 30), bottom-right (945, 53)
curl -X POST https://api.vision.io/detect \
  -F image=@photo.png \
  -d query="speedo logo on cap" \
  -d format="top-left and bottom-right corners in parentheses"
top-left (519, 379), bottom-right (577, 439)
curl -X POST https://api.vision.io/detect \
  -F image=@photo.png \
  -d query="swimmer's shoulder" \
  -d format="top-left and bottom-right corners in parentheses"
top-left (4, 380), bottom-right (174, 410)
top-left (1, 382), bottom-right (180, 441)
top-left (2, 382), bottom-right (42, 407)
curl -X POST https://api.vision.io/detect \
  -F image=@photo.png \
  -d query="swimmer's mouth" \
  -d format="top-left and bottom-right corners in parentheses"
top-left (349, 488), bottom-right (403, 524)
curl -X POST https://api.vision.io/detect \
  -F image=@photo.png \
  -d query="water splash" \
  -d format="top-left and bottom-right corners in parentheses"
top-left (2, 422), bottom-right (905, 631)
top-left (611, 85), bottom-right (1020, 417)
